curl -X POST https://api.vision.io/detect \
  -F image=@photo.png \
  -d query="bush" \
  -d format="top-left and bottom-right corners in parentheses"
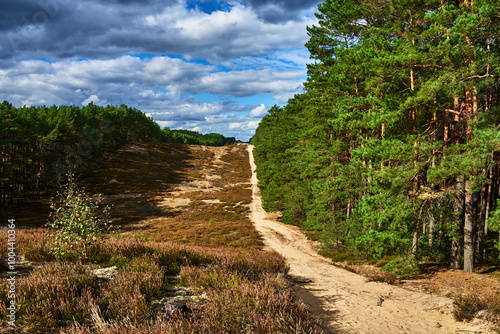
top-left (453, 294), bottom-right (486, 322)
top-left (18, 228), bottom-right (55, 262)
top-left (173, 272), bottom-right (320, 334)
top-left (122, 255), bottom-right (165, 300)
top-left (16, 262), bottom-right (99, 331)
top-left (46, 175), bottom-right (112, 260)
top-left (381, 256), bottom-right (420, 279)
top-left (0, 230), bottom-right (7, 270)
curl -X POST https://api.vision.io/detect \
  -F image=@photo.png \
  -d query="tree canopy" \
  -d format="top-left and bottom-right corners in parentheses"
top-left (0, 102), bottom-right (234, 208)
top-left (252, 0), bottom-right (500, 272)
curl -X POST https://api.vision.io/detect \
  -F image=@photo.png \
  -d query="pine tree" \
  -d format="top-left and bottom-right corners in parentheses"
top-left (254, 0), bottom-right (500, 271)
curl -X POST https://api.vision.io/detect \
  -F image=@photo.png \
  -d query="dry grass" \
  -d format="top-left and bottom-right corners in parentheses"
top-left (453, 294), bottom-right (500, 325)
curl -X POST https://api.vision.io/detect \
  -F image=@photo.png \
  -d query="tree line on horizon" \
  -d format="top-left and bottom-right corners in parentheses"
top-left (252, 0), bottom-right (500, 272)
top-left (0, 101), bottom-right (234, 208)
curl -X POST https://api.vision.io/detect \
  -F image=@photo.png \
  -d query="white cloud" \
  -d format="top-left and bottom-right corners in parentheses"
top-left (249, 104), bottom-right (267, 117)
top-left (82, 94), bottom-right (106, 106)
top-left (0, 0), bottom-right (318, 140)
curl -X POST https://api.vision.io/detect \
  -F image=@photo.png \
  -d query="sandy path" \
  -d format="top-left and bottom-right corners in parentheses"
top-left (247, 145), bottom-right (492, 334)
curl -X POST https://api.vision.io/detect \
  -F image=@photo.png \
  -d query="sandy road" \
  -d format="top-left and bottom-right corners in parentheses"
top-left (247, 145), bottom-right (492, 334)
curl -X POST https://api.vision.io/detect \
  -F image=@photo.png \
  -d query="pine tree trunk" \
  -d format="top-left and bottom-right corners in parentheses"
top-left (451, 176), bottom-right (465, 269)
top-left (429, 212), bottom-right (435, 246)
top-left (412, 230), bottom-right (418, 255)
top-left (477, 169), bottom-right (490, 262)
top-left (463, 178), bottom-right (479, 272)
top-left (477, 188), bottom-right (487, 261)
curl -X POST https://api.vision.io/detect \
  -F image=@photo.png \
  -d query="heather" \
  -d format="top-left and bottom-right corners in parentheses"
top-left (0, 230), bottom-right (319, 333)
top-left (0, 137), bottom-right (321, 333)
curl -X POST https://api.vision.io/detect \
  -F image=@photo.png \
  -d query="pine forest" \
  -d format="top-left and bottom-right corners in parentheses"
top-left (252, 0), bottom-right (500, 272)
top-left (0, 102), bottom-right (235, 208)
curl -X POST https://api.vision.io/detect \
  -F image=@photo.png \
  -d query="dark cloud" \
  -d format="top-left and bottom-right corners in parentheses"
top-left (0, 0), bottom-right (313, 61)
top-left (243, 0), bottom-right (321, 23)
top-left (0, 1), bottom-right (43, 31)
top-left (0, 0), bottom-right (315, 140)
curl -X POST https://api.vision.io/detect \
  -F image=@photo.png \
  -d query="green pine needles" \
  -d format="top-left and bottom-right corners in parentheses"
top-left (47, 175), bottom-right (112, 260)
top-left (252, 0), bottom-right (500, 272)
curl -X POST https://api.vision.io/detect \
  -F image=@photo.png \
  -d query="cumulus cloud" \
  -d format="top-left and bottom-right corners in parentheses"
top-left (82, 94), bottom-right (107, 106)
top-left (0, 0), bottom-right (318, 140)
top-left (1, 0), bottom-right (315, 61)
top-left (249, 104), bottom-right (267, 117)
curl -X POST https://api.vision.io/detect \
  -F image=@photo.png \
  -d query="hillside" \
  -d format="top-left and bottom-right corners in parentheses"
top-left (2, 142), bottom-right (500, 332)
top-left (0, 143), bottom-right (319, 333)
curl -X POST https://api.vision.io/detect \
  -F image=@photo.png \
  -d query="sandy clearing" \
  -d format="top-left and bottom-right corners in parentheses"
top-left (247, 144), bottom-right (493, 334)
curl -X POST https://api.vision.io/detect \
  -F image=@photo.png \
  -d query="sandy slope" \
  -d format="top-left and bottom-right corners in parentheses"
top-left (247, 145), bottom-right (492, 334)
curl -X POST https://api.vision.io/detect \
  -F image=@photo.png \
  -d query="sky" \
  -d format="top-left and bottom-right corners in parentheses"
top-left (0, 0), bottom-right (321, 141)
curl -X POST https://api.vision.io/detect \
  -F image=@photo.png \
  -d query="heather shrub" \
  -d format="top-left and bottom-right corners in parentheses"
top-left (0, 278), bottom-right (7, 319)
top-left (179, 265), bottom-right (243, 291)
top-left (99, 274), bottom-right (149, 322)
top-left (107, 254), bottom-right (129, 269)
top-left (17, 228), bottom-right (55, 262)
top-left (453, 294), bottom-right (500, 324)
top-left (0, 230), bottom-right (7, 270)
top-left (100, 238), bottom-right (154, 261)
top-left (173, 274), bottom-right (320, 334)
top-left (453, 294), bottom-right (487, 322)
top-left (150, 243), bottom-right (197, 273)
top-left (122, 255), bottom-right (165, 300)
top-left (65, 318), bottom-right (187, 334)
top-left (3, 234), bottom-right (315, 333)
top-left (65, 274), bottom-right (321, 334)
top-left (216, 249), bottom-right (288, 280)
top-left (16, 262), bottom-right (99, 331)
top-left (101, 238), bottom-right (222, 272)
top-left (96, 254), bottom-right (164, 322)
top-left (486, 294), bottom-right (500, 317)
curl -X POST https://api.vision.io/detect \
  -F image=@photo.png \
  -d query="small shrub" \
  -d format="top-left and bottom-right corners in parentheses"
top-left (453, 294), bottom-right (486, 322)
top-left (16, 262), bottom-right (99, 331)
top-left (179, 265), bottom-right (243, 291)
top-left (216, 249), bottom-right (288, 280)
top-left (17, 228), bottom-right (55, 262)
top-left (318, 250), bottom-right (358, 263)
top-left (46, 175), bottom-right (112, 261)
top-left (0, 278), bottom-right (8, 319)
top-left (485, 294), bottom-right (500, 317)
top-left (173, 274), bottom-right (321, 334)
top-left (107, 254), bottom-right (129, 269)
top-left (100, 275), bottom-right (149, 322)
top-left (0, 230), bottom-right (7, 270)
top-left (381, 256), bottom-right (420, 279)
top-left (368, 272), bottom-right (399, 285)
top-left (123, 255), bottom-right (165, 300)
top-left (101, 238), bottom-right (153, 260)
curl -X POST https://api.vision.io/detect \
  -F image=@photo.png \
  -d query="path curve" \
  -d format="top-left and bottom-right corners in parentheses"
top-left (247, 144), bottom-right (492, 334)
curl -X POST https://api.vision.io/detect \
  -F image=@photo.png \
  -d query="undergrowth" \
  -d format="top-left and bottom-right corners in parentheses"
top-left (0, 231), bottom-right (318, 333)
top-left (0, 144), bottom-right (321, 333)
top-left (453, 294), bottom-right (500, 325)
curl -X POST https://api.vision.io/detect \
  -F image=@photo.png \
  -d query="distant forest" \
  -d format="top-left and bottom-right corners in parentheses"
top-left (0, 101), bottom-right (235, 208)
top-left (252, 0), bottom-right (500, 272)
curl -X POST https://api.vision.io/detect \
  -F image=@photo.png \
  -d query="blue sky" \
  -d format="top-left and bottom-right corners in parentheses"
top-left (0, 0), bottom-right (321, 140)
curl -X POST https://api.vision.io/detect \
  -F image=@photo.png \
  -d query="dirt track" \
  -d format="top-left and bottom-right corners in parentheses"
top-left (247, 145), bottom-right (492, 334)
